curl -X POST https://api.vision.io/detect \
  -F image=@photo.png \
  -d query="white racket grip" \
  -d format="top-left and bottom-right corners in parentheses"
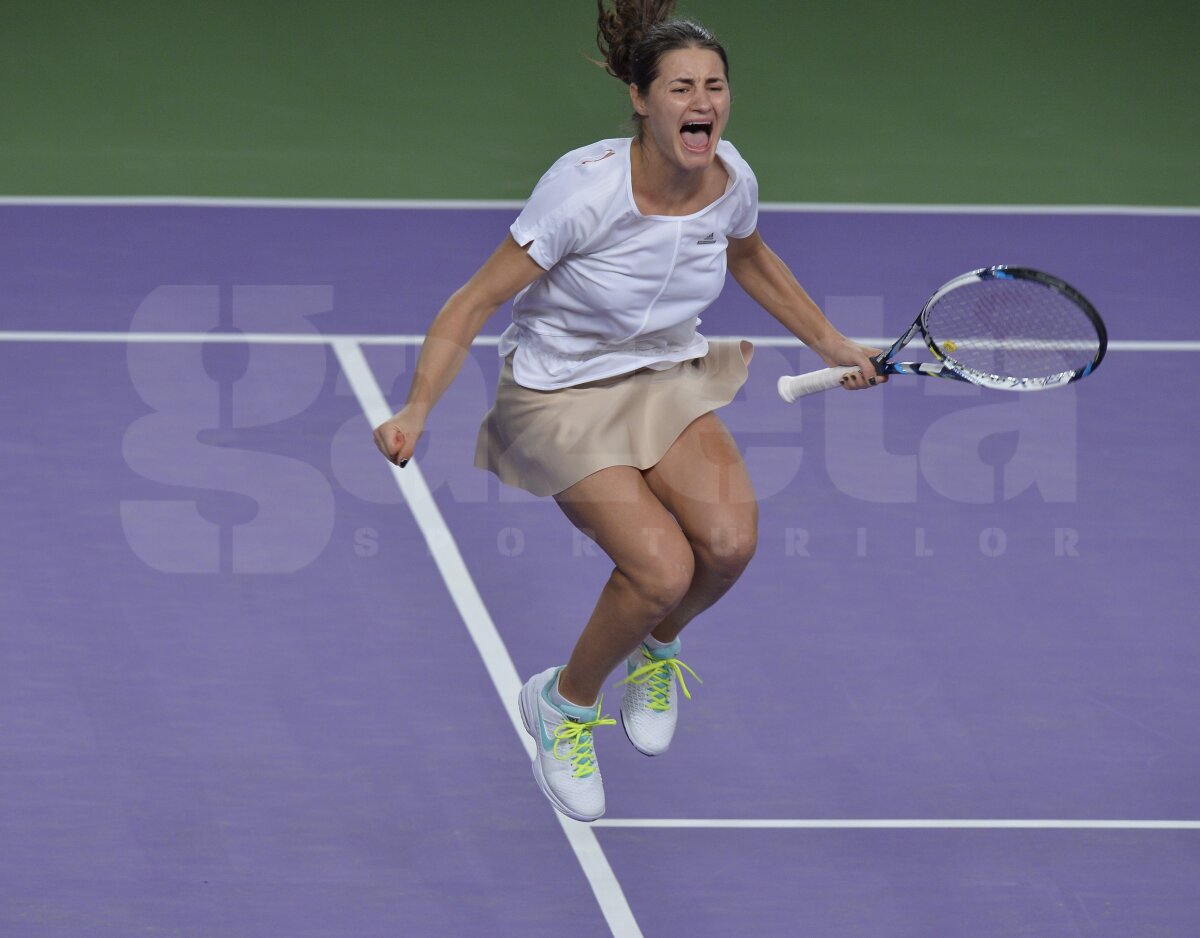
top-left (777, 366), bottom-right (858, 402)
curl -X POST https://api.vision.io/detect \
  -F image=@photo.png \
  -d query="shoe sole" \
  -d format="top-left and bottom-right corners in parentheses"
top-left (518, 681), bottom-right (603, 823)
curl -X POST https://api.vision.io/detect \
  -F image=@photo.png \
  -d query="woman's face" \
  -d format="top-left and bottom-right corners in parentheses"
top-left (631, 46), bottom-right (730, 173)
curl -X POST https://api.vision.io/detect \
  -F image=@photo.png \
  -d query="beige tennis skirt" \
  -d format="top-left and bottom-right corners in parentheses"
top-left (474, 339), bottom-right (752, 497)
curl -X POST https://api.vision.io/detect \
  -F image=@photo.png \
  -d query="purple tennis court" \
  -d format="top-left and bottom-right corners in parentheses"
top-left (2, 202), bottom-right (1198, 936)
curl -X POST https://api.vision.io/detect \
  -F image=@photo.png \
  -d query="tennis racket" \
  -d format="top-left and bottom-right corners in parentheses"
top-left (777, 266), bottom-right (1107, 401)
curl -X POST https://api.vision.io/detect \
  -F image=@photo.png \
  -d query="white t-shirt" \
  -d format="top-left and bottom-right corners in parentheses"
top-left (499, 137), bottom-right (759, 390)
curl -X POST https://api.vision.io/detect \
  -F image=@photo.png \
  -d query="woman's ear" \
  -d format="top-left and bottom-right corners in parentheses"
top-left (629, 83), bottom-right (647, 118)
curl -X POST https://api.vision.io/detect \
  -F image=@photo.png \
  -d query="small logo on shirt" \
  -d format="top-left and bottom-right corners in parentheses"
top-left (696, 232), bottom-right (717, 245)
top-left (580, 149), bottom-right (616, 165)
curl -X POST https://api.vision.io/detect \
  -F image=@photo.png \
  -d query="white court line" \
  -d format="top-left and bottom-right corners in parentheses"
top-left (594, 818), bottom-right (1200, 830)
top-left (1, 195), bottom-right (1199, 215)
top-left (0, 331), bottom-right (452, 346)
top-left (1, 331), bottom-right (1199, 352)
top-left (758, 202), bottom-right (1200, 217)
top-left (331, 339), bottom-right (642, 938)
top-left (0, 195), bottom-right (523, 210)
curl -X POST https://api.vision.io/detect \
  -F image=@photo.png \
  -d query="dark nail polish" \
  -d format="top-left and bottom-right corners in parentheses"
top-left (399, 459), bottom-right (409, 468)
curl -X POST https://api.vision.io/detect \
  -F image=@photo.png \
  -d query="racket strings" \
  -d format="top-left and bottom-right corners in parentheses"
top-left (925, 279), bottom-right (1101, 384)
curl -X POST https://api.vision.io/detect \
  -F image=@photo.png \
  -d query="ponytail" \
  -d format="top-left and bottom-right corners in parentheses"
top-left (594, 1), bottom-right (729, 135)
top-left (595, 0), bottom-right (678, 85)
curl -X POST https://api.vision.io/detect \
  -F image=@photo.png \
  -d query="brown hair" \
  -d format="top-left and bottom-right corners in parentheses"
top-left (595, 1), bottom-right (729, 135)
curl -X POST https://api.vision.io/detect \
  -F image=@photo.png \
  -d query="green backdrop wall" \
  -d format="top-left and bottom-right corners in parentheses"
top-left (2, 0), bottom-right (1196, 204)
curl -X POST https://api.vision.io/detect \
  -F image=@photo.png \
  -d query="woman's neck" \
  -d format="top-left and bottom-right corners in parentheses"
top-left (629, 137), bottom-right (726, 216)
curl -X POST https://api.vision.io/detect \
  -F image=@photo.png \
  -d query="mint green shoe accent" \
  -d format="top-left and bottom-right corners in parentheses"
top-left (533, 685), bottom-right (557, 753)
top-left (535, 670), bottom-right (615, 778)
top-left (542, 671), bottom-right (601, 723)
top-left (641, 637), bottom-right (682, 660)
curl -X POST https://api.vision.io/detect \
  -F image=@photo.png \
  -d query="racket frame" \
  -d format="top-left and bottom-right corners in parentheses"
top-left (869, 266), bottom-right (1108, 391)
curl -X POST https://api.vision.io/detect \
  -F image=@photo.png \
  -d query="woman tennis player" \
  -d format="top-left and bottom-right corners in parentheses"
top-left (374, 0), bottom-right (882, 821)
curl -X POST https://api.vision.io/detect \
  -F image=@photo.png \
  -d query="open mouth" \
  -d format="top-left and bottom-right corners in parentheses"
top-left (680, 121), bottom-right (713, 152)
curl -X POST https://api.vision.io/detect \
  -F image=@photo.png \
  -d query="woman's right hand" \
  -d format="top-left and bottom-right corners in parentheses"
top-left (373, 406), bottom-right (425, 468)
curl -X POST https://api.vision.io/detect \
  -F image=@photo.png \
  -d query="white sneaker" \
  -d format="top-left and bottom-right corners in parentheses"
top-left (619, 639), bottom-right (700, 757)
top-left (518, 667), bottom-right (615, 822)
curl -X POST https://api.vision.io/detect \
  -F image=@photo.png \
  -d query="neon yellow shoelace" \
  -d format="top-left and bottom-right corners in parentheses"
top-left (621, 651), bottom-right (701, 712)
top-left (553, 712), bottom-right (616, 778)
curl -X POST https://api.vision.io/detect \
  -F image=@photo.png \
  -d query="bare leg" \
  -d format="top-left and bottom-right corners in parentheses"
top-left (642, 411), bottom-right (758, 643)
top-left (552, 466), bottom-right (695, 707)
top-left (551, 411), bottom-right (757, 703)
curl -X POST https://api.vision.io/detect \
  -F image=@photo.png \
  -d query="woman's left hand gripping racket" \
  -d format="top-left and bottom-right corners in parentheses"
top-left (777, 267), bottom-right (1107, 401)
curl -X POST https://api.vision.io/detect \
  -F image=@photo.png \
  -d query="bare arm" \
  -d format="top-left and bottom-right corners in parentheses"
top-left (727, 230), bottom-right (882, 390)
top-left (373, 235), bottom-right (545, 465)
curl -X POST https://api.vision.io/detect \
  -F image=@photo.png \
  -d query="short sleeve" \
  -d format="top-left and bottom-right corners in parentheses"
top-left (509, 189), bottom-right (585, 271)
top-left (509, 145), bottom-right (617, 271)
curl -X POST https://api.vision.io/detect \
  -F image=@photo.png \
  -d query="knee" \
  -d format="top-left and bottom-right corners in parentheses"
top-left (698, 521), bottom-right (757, 584)
top-left (624, 539), bottom-right (695, 619)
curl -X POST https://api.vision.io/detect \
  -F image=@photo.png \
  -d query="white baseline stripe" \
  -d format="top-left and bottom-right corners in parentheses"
top-left (331, 340), bottom-right (642, 938)
top-left (0, 331), bottom-right (453, 346)
top-left (594, 818), bottom-right (1200, 830)
top-left (758, 202), bottom-right (1200, 217)
top-left (1, 331), bottom-right (1198, 353)
top-left (0, 195), bottom-right (526, 210)
top-left (1, 195), bottom-right (1198, 215)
